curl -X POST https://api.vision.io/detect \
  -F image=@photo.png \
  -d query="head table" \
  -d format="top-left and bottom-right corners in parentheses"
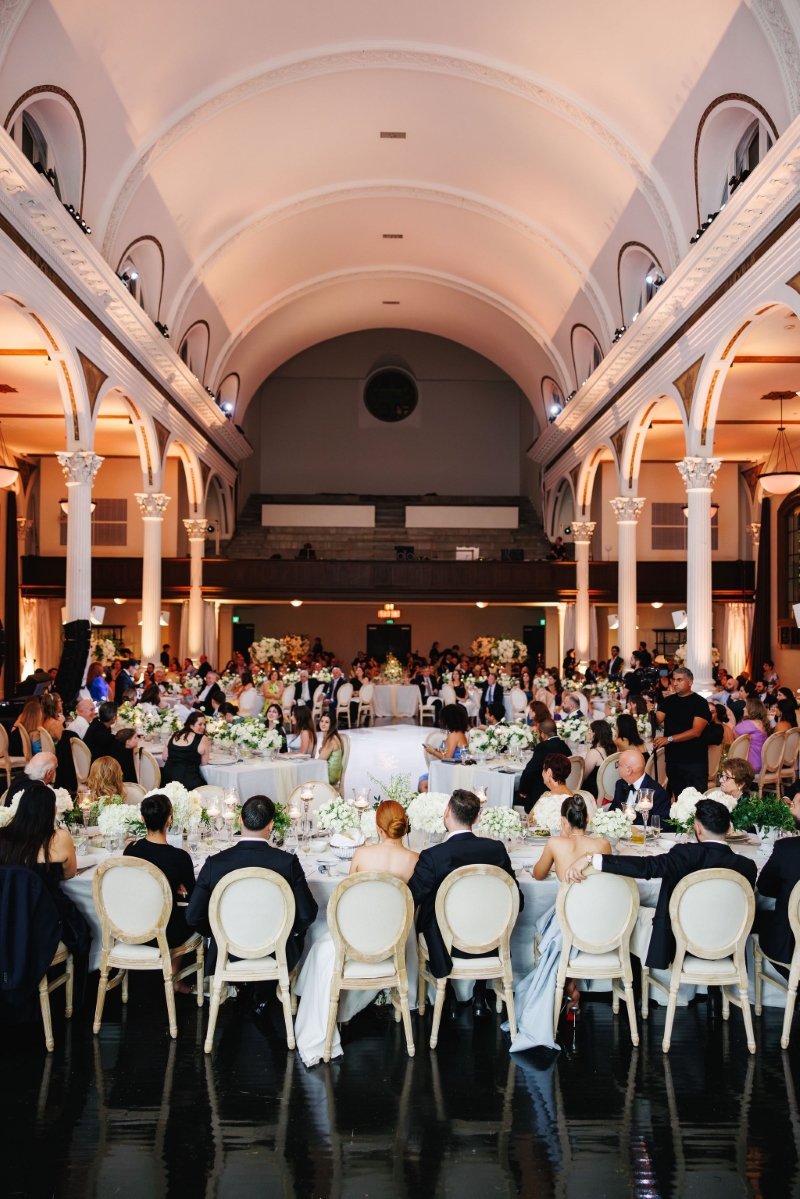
top-left (372, 685), bottom-right (420, 719)
top-left (141, 741), bottom-right (329, 804)
top-left (61, 830), bottom-right (785, 1009)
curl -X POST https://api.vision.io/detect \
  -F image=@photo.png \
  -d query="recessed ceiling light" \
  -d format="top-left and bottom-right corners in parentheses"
top-left (476, 602), bottom-right (487, 609)
top-left (290, 599), bottom-right (303, 608)
top-left (382, 300), bottom-right (400, 305)
top-left (380, 131), bottom-right (406, 138)
top-left (382, 234), bottom-right (403, 238)
top-left (113, 597), bottom-right (126, 605)
top-left (651, 602), bottom-right (663, 609)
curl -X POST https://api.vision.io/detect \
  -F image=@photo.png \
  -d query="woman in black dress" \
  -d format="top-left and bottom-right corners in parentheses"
top-left (161, 711), bottom-right (208, 790)
top-left (265, 702), bottom-right (289, 752)
top-left (124, 792), bottom-right (196, 990)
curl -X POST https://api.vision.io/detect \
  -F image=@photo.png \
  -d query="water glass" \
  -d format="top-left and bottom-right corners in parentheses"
top-left (631, 825), bottom-right (646, 846)
top-left (187, 825), bottom-right (201, 854)
top-left (648, 815), bottom-right (661, 841)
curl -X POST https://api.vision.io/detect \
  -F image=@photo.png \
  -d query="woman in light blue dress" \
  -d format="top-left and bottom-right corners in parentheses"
top-left (506, 793), bottom-right (611, 1053)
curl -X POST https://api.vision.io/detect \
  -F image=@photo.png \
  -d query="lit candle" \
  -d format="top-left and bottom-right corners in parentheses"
top-left (475, 786), bottom-right (488, 805)
top-left (288, 804), bottom-right (301, 820)
top-left (354, 793), bottom-right (369, 812)
top-left (207, 805), bottom-right (219, 820)
top-left (300, 786), bottom-right (314, 803)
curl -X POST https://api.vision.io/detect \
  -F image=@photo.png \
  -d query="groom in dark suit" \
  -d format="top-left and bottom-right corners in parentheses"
top-left (608, 749), bottom-right (671, 820)
top-left (754, 792), bottom-right (800, 973)
top-left (408, 788), bottom-right (523, 1019)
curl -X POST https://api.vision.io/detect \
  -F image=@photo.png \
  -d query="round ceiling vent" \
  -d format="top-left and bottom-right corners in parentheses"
top-left (363, 369), bottom-right (418, 422)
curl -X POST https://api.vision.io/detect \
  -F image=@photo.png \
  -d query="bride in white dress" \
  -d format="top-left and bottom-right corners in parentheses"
top-left (294, 800), bottom-right (419, 1068)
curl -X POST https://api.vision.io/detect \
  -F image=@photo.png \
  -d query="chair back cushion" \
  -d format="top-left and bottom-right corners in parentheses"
top-left (337, 683), bottom-right (353, 705)
top-left (38, 726), bottom-right (56, 755)
top-left (762, 731), bottom-right (787, 773)
top-left (727, 733), bottom-right (751, 761)
top-left (441, 685), bottom-right (456, 705)
top-left (196, 784), bottom-right (225, 804)
top-left (71, 737), bottom-right (91, 780)
top-left (281, 685), bottom-right (295, 708)
top-left (215, 872), bottom-right (292, 955)
top-left (99, 861), bottom-right (168, 939)
top-left (784, 727), bottom-right (800, 765)
top-left (674, 873), bottom-right (751, 956)
top-left (359, 684), bottom-right (374, 702)
top-left (442, 871), bottom-right (514, 950)
top-left (566, 756), bottom-right (584, 791)
top-left (510, 688), bottom-right (527, 711)
top-left (596, 752), bottom-right (621, 801)
top-left (136, 749), bottom-right (161, 791)
top-left (335, 878), bottom-right (407, 957)
top-left (123, 782), bottom-right (145, 805)
top-left (561, 872), bottom-right (637, 949)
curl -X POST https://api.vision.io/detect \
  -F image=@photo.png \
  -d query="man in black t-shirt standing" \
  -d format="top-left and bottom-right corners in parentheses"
top-left (654, 666), bottom-right (710, 797)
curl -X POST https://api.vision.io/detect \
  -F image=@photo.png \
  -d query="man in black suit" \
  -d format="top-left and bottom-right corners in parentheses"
top-left (608, 749), bottom-right (671, 820)
top-left (753, 793), bottom-right (800, 974)
top-left (408, 789), bottom-right (523, 1018)
top-left (518, 719), bottom-right (571, 812)
top-left (413, 665), bottom-right (442, 721)
top-left (565, 799), bottom-right (756, 971)
top-left (187, 794), bottom-right (318, 976)
top-left (160, 644), bottom-right (171, 669)
top-left (608, 646), bottom-right (625, 681)
top-left (83, 701), bottom-right (119, 762)
top-left (295, 670), bottom-right (320, 707)
top-left (323, 667), bottom-right (347, 707)
top-left (112, 659), bottom-right (135, 704)
top-left (479, 672), bottom-right (503, 723)
top-left (194, 672), bottom-right (225, 715)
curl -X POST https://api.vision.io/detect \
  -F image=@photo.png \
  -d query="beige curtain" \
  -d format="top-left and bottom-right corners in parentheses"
top-left (178, 601), bottom-right (189, 665)
top-left (203, 600), bottom-right (218, 667)
top-left (21, 598), bottom-right (59, 677)
top-left (721, 603), bottom-right (754, 679)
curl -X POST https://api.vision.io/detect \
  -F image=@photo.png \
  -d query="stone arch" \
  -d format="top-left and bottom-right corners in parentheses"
top-left (575, 442), bottom-right (620, 516)
top-left (204, 472), bottom-right (233, 539)
top-left (170, 440), bottom-right (205, 516)
top-left (90, 382), bottom-right (163, 489)
top-left (546, 474), bottom-right (576, 542)
top-left (622, 389), bottom-right (688, 493)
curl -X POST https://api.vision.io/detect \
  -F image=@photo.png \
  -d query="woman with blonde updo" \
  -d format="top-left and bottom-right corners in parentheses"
top-left (88, 755), bottom-right (125, 804)
top-left (294, 798), bottom-right (420, 1067)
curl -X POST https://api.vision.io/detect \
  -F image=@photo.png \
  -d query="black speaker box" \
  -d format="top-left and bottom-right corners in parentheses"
top-left (501, 548), bottom-right (524, 562)
top-left (56, 619), bottom-right (91, 708)
top-left (394, 545), bottom-right (414, 561)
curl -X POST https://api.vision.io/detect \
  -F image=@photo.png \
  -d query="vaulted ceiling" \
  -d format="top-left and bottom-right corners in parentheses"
top-left (0, 0), bottom-right (797, 429)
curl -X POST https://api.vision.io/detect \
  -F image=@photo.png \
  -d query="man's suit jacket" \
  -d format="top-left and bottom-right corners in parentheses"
top-left (408, 831), bottom-right (523, 977)
top-left (324, 677), bottom-right (347, 704)
top-left (601, 841), bottom-right (757, 969)
top-left (609, 772), bottom-right (671, 820)
top-left (518, 735), bottom-right (572, 811)
top-left (114, 669), bottom-right (134, 703)
top-left (294, 678), bottom-right (320, 707)
top-left (608, 656), bottom-right (625, 678)
top-left (755, 837), bottom-right (800, 965)
top-left (186, 839), bottom-right (318, 971)
top-left (195, 683), bottom-right (225, 716)
top-left (83, 719), bottom-right (118, 764)
top-left (413, 674), bottom-right (440, 705)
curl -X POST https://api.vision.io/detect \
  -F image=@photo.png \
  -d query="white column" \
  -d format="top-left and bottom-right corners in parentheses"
top-left (610, 497), bottom-right (644, 663)
top-left (55, 451), bottom-right (103, 622)
top-left (676, 457), bottom-right (721, 694)
top-left (135, 492), bottom-right (170, 662)
top-left (183, 518), bottom-right (207, 662)
top-left (572, 521), bottom-right (596, 669)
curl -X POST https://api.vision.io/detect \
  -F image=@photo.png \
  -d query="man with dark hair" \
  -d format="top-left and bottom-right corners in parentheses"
top-left (408, 789), bottom-right (523, 1020)
top-left (194, 671), bottom-right (225, 716)
top-left (518, 718), bottom-right (571, 812)
top-left (83, 701), bottom-right (119, 762)
top-left (608, 645), bottom-right (625, 681)
top-left (161, 644), bottom-right (171, 669)
top-left (565, 799), bottom-right (756, 971)
top-left (653, 666), bottom-right (710, 797)
top-left (753, 792), bottom-right (800, 976)
top-left (187, 794), bottom-right (318, 980)
top-left (486, 700), bottom-right (506, 725)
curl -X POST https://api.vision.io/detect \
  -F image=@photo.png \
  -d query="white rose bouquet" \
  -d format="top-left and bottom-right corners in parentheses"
top-left (589, 807), bottom-right (635, 840)
top-left (317, 798), bottom-right (361, 835)
top-left (182, 674), bottom-right (205, 695)
top-left (90, 635), bottom-right (117, 665)
top-left (468, 727), bottom-right (498, 759)
top-left (282, 669), bottom-right (301, 686)
top-left (0, 806), bottom-right (13, 828)
top-left (669, 786), bottom-right (705, 835)
top-left (250, 637), bottom-right (286, 666)
top-left (368, 772), bottom-right (415, 808)
top-left (471, 637), bottom-right (497, 659)
top-left (312, 667), bottom-right (332, 683)
top-left (359, 807), bottom-right (378, 839)
top-left (531, 793), bottom-right (567, 830)
top-left (382, 654), bottom-right (403, 682)
top-left (52, 787), bottom-right (73, 818)
top-left (282, 634), bottom-right (310, 660)
top-left (559, 713), bottom-right (590, 743)
top-left (477, 806), bottom-right (523, 841)
top-left (502, 724), bottom-right (536, 755)
top-left (703, 787), bottom-right (737, 813)
top-left (406, 792), bottom-right (449, 835)
top-left (97, 800), bottom-right (145, 840)
top-left (143, 781), bottom-right (203, 827)
top-left (496, 638), bottom-right (527, 664)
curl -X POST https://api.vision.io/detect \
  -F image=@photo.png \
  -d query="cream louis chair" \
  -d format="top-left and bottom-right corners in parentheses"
top-left (324, 872), bottom-right (415, 1061)
top-left (204, 867), bottom-right (297, 1052)
top-left (357, 682), bottom-right (375, 726)
top-left (135, 747), bottom-right (161, 791)
top-left (418, 687), bottom-right (438, 727)
top-left (196, 784), bottom-right (225, 806)
top-left (553, 870), bottom-right (640, 1044)
top-left (440, 684), bottom-right (457, 707)
top-left (311, 687), bottom-right (325, 726)
top-left (17, 724), bottom-right (33, 763)
top-left (596, 752), bottom-right (621, 802)
top-left (418, 864), bottom-right (519, 1049)
top-left (781, 726), bottom-right (800, 791)
top-left (38, 726), bottom-right (56, 755)
top-left (726, 733), bottom-right (751, 762)
top-left (92, 857), bottom-right (204, 1038)
top-left (509, 688), bottom-right (528, 717)
top-left (645, 748), bottom-right (668, 788)
top-left (754, 878), bottom-right (800, 1048)
top-left (423, 731), bottom-right (444, 769)
top-left (286, 780), bottom-right (340, 827)
top-left (566, 755), bottom-right (585, 792)
top-left (39, 941), bottom-right (74, 1052)
top-left (707, 742), bottom-right (723, 788)
top-left (123, 782), bottom-right (145, 805)
top-left (71, 737), bottom-right (92, 788)
top-left (0, 723), bottom-right (25, 789)
top-left (644, 868), bottom-right (756, 1054)
top-left (758, 731), bottom-right (787, 796)
top-left (280, 684), bottom-right (295, 722)
top-left (335, 682), bottom-right (354, 728)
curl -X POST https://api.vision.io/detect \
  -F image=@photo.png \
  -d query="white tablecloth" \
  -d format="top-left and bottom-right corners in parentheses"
top-left (428, 760), bottom-right (519, 807)
top-left (201, 757), bottom-right (328, 803)
top-left (372, 685), bottom-right (420, 719)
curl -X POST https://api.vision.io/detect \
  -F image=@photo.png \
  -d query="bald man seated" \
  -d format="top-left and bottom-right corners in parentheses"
top-left (4, 751), bottom-right (58, 806)
top-left (608, 748), bottom-right (671, 820)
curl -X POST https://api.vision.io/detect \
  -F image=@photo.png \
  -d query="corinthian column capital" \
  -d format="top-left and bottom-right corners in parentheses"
top-left (610, 496), bottom-right (644, 523)
top-left (183, 518), bottom-right (208, 540)
top-left (676, 457), bottom-right (721, 490)
top-left (16, 517), bottom-right (32, 540)
top-left (56, 450), bottom-right (103, 486)
top-left (571, 520), bottom-right (596, 543)
top-left (135, 492), bottom-right (170, 519)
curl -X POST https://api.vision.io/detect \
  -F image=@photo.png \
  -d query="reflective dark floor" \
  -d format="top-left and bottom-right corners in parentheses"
top-left (3, 976), bottom-right (800, 1198)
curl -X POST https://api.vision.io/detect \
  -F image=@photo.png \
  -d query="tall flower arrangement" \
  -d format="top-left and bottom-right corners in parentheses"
top-left (90, 635), bottom-right (118, 665)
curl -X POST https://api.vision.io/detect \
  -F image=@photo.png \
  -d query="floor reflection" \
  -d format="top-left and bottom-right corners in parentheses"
top-left (2, 977), bottom-right (800, 1198)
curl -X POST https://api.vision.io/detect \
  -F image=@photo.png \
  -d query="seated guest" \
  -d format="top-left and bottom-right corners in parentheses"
top-left (734, 697), bottom-right (771, 771)
top-left (236, 672), bottom-right (261, 717)
top-left (169, 657), bottom-right (182, 673)
top-left (187, 794), bottom-right (318, 973)
top-left (161, 712), bottom-right (209, 790)
top-left (709, 701), bottom-right (735, 746)
top-left (139, 683), bottom-right (163, 710)
top-left (535, 752), bottom-right (574, 804)
top-left (518, 718), bottom-right (571, 812)
top-left (608, 748), bottom-right (671, 820)
top-left (262, 669), bottom-right (284, 703)
top-left (67, 698), bottom-right (96, 739)
top-left (13, 697), bottom-right (44, 756)
top-left (408, 789), bottom-right (523, 1019)
top-left (582, 720), bottom-right (616, 797)
top-left (753, 791), bottom-right (800, 977)
top-left (774, 687), bottom-right (799, 733)
top-left (427, 703), bottom-right (470, 763)
top-left (86, 661), bottom-right (110, 703)
top-left (484, 701), bottom-right (506, 727)
top-left (264, 702), bottom-right (288, 751)
top-left (294, 669), bottom-right (319, 707)
top-left (565, 799), bottom-right (757, 971)
top-left (414, 665), bottom-right (442, 722)
top-left (83, 701), bottom-right (119, 763)
top-left (556, 693), bottom-right (581, 722)
top-left (194, 672), bottom-right (224, 716)
top-left (217, 700), bottom-right (239, 724)
top-left (183, 657), bottom-right (197, 676)
top-left (613, 712), bottom-right (645, 754)
top-left (549, 536), bottom-right (567, 561)
top-left (717, 757), bottom-right (756, 804)
top-left (113, 728), bottom-right (139, 783)
top-left (290, 705), bottom-right (318, 756)
top-left (196, 654), bottom-right (213, 680)
top-left (318, 712), bottom-right (344, 787)
top-left (323, 666), bottom-right (347, 707)
top-left (88, 755), bottom-right (125, 803)
top-left (527, 699), bottom-right (552, 730)
top-left (40, 692), bottom-right (65, 743)
top-left (4, 751), bottom-right (58, 807)
top-left (124, 792), bottom-right (196, 991)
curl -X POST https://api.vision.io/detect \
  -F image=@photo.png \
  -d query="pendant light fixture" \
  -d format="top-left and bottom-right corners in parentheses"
top-left (758, 391), bottom-right (800, 495)
top-left (0, 421), bottom-right (19, 489)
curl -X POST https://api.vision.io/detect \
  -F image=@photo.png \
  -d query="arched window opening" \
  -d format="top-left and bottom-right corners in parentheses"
top-left (178, 322), bottom-right (210, 383)
top-left (695, 98), bottom-right (778, 237)
top-left (571, 326), bottom-right (603, 391)
top-left (115, 238), bottom-right (164, 322)
top-left (6, 90), bottom-right (85, 210)
top-left (217, 373), bottom-right (239, 418)
top-left (542, 376), bottom-right (564, 423)
top-left (119, 257), bottom-right (145, 310)
top-left (14, 110), bottom-right (59, 196)
top-left (618, 245), bottom-right (665, 328)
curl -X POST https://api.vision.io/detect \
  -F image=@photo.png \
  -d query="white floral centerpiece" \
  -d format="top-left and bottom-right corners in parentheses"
top-left (133, 706), bottom-right (182, 738)
top-left (497, 674), bottom-right (518, 690)
top-left (97, 799), bottom-right (145, 840)
top-left (468, 726), bottom-right (498, 760)
top-left (406, 792), bottom-right (449, 836)
top-left (282, 634), bottom-right (310, 661)
top-left (496, 638), bottom-right (527, 664)
top-left (143, 781), bottom-right (203, 828)
top-left (477, 806), bottom-right (524, 841)
top-left (530, 793), bottom-right (567, 830)
top-left (368, 772), bottom-right (415, 808)
top-left (359, 807), bottom-right (378, 840)
top-left (217, 670), bottom-right (239, 692)
top-left (90, 635), bottom-right (118, 666)
top-left (317, 798), bottom-right (361, 835)
top-left (52, 788), bottom-right (73, 819)
top-left (227, 719), bottom-right (282, 755)
top-left (471, 636), bottom-right (497, 659)
top-left (704, 787), bottom-right (737, 812)
top-left (496, 723), bottom-right (535, 756)
top-left (382, 654), bottom-right (403, 682)
top-left (559, 713), bottom-right (590, 744)
top-left (669, 785), bottom-right (736, 836)
top-left (589, 807), bottom-right (635, 841)
top-left (311, 667), bottom-right (332, 683)
top-left (250, 637), bottom-right (286, 666)
top-left (282, 669), bottom-right (301, 686)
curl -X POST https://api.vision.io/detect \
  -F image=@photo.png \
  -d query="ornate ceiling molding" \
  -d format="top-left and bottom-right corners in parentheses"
top-left (0, 0), bottom-right (32, 73)
top-left (169, 180), bottom-right (614, 347)
top-left (99, 43), bottom-right (682, 269)
top-left (748, 0), bottom-right (800, 117)
top-left (208, 263), bottom-right (573, 397)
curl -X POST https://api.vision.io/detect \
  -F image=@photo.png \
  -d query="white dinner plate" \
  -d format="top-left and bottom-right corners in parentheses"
top-left (209, 753), bottom-right (236, 765)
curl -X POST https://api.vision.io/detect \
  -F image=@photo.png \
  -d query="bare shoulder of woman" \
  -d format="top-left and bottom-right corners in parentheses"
top-left (590, 836), bottom-right (611, 854)
top-left (50, 826), bottom-right (74, 859)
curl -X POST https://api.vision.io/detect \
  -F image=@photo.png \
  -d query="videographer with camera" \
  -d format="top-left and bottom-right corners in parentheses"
top-left (652, 666), bottom-right (710, 797)
top-left (620, 651), bottom-right (653, 700)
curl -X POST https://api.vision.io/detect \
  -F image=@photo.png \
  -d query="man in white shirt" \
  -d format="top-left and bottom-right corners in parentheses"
top-left (608, 748), bottom-right (671, 819)
top-left (67, 698), bottom-right (96, 740)
top-left (297, 670), bottom-right (313, 705)
top-left (479, 672), bottom-right (501, 722)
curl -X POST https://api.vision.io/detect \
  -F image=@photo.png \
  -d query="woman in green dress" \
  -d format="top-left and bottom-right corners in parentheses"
top-left (318, 712), bottom-right (344, 789)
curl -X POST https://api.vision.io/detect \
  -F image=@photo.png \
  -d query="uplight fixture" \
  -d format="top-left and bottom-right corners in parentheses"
top-left (651, 602), bottom-right (663, 609)
top-left (113, 597), bottom-right (126, 605)
top-left (59, 497), bottom-right (96, 515)
top-left (291, 599), bottom-right (303, 608)
top-left (476, 602), bottom-right (487, 609)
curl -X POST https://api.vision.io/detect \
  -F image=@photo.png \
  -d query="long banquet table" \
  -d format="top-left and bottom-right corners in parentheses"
top-left (372, 684), bottom-right (420, 719)
top-left (200, 757), bottom-right (328, 803)
top-left (428, 760), bottom-right (520, 807)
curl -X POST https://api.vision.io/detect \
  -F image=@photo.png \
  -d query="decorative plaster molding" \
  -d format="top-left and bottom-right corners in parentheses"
top-left (56, 450), bottom-right (103, 485)
top-left (572, 520), bottom-right (596, 542)
top-left (183, 517), bottom-right (208, 540)
top-left (676, 457), bottom-right (721, 490)
top-left (749, 0), bottom-right (800, 117)
top-left (100, 44), bottom-right (681, 269)
top-left (134, 491), bottom-right (170, 518)
top-left (169, 181), bottom-right (614, 346)
top-left (610, 496), bottom-right (644, 523)
top-left (749, 521), bottom-right (761, 548)
top-left (0, 0), bottom-right (31, 73)
top-left (15, 515), bottom-right (32, 539)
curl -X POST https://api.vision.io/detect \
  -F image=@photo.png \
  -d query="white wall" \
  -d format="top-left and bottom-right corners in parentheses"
top-left (241, 329), bottom-right (535, 499)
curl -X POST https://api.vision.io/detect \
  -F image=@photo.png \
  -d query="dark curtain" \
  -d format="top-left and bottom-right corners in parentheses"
top-left (748, 496), bottom-right (771, 677)
top-left (4, 489), bottom-right (18, 695)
